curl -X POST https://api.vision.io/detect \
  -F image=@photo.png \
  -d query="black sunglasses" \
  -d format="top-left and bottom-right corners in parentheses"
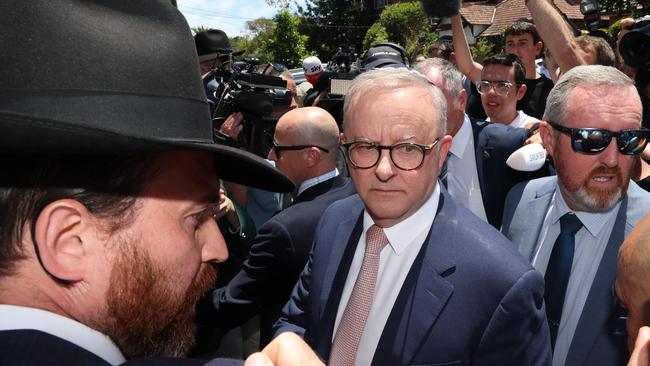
top-left (271, 140), bottom-right (330, 155)
top-left (549, 122), bottom-right (650, 155)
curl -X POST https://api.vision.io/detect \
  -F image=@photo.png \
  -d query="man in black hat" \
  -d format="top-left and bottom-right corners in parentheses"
top-left (195, 29), bottom-right (244, 77)
top-left (0, 1), bottom-right (322, 365)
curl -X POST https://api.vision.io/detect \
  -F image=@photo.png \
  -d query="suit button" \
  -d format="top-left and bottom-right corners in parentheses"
top-left (483, 150), bottom-right (491, 159)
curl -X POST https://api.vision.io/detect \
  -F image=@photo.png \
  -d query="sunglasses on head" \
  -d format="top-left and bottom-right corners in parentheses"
top-left (549, 122), bottom-right (650, 155)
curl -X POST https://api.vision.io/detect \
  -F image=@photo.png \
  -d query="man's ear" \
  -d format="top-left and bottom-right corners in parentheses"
top-left (516, 83), bottom-right (527, 101)
top-left (32, 199), bottom-right (95, 282)
top-left (305, 147), bottom-right (321, 168)
top-left (437, 135), bottom-right (453, 172)
top-left (535, 41), bottom-right (544, 57)
top-left (457, 88), bottom-right (468, 110)
top-left (540, 121), bottom-right (555, 158)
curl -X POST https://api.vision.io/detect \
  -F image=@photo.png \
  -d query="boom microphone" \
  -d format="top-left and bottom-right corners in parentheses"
top-left (420, 0), bottom-right (461, 19)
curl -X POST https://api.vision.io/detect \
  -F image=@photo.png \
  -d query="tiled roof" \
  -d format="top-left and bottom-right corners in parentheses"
top-left (459, 3), bottom-right (495, 25)
top-left (460, 0), bottom-right (583, 36)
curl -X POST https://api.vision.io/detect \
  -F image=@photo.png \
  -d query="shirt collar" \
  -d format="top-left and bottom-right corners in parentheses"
top-left (0, 305), bottom-right (126, 365)
top-left (362, 183), bottom-right (440, 255)
top-left (551, 183), bottom-right (621, 237)
top-left (449, 114), bottom-right (472, 159)
top-left (297, 168), bottom-right (339, 196)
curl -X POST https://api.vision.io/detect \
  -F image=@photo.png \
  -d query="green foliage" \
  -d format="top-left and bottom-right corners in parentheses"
top-left (264, 0), bottom-right (295, 9)
top-left (377, 2), bottom-right (431, 51)
top-left (192, 26), bottom-right (211, 34)
top-left (362, 2), bottom-right (437, 60)
top-left (297, 0), bottom-right (372, 60)
top-left (470, 37), bottom-right (497, 64)
top-left (266, 10), bottom-right (308, 68)
top-left (362, 22), bottom-right (389, 52)
top-left (237, 18), bottom-right (276, 64)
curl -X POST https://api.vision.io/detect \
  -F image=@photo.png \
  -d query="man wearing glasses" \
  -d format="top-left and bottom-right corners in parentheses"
top-left (274, 68), bottom-right (551, 365)
top-left (477, 53), bottom-right (540, 128)
top-left (502, 65), bottom-right (650, 366)
top-left (210, 106), bottom-right (355, 348)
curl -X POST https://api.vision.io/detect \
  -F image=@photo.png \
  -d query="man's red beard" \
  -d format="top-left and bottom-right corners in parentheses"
top-left (558, 164), bottom-right (627, 211)
top-left (101, 242), bottom-right (217, 359)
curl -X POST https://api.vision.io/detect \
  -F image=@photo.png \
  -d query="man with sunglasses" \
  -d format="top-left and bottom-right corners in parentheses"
top-left (274, 68), bottom-right (551, 365)
top-left (502, 65), bottom-right (650, 366)
top-left (209, 106), bottom-right (355, 348)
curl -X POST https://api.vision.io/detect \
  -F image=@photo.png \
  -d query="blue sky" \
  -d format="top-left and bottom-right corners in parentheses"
top-left (177, 0), bottom-right (306, 37)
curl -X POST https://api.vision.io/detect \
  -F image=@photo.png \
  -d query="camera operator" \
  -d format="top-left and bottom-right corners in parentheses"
top-left (194, 29), bottom-right (244, 114)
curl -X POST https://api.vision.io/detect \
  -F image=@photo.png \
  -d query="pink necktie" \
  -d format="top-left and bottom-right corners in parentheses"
top-left (329, 225), bottom-right (389, 366)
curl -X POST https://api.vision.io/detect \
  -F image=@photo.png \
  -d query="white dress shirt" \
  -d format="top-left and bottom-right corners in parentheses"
top-left (531, 187), bottom-right (620, 366)
top-left (297, 168), bottom-right (339, 196)
top-left (487, 110), bottom-right (539, 128)
top-left (332, 184), bottom-right (441, 366)
top-left (0, 304), bottom-right (125, 365)
top-left (447, 115), bottom-right (488, 222)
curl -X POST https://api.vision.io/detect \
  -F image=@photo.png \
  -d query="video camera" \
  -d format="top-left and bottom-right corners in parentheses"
top-left (620, 16), bottom-right (650, 129)
top-left (305, 46), bottom-right (362, 128)
top-left (206, 57), bottom-right (293, 157)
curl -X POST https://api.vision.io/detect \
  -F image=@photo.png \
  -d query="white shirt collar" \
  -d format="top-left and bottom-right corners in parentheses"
top-left (449, 114), bottom-right (472, 159)
top-left (550, 183), bottom-right (621, 237)
top-left (297, 168), bottom-right (339, 196)
top-left (486, 110), bottom-right (539, 128)
top-left (0, 305), bottom-right (126, 365)
top-left (362, 183), bottom-right (440, 255)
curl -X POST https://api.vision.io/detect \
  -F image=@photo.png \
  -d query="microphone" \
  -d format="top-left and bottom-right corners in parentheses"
top-left (506, 143), bottom-right (547, 172)
top-left (420, 0), bottom-right (461, 19)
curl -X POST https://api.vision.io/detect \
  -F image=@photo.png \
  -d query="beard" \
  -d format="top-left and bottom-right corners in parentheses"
top-left (558, 164), bottom-right (627, 212)
top-left (100, 239), bottom-right (217, 359)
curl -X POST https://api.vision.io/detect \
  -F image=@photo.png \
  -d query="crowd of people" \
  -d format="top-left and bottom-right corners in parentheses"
top-left (3, 1), bottom-right (650, 366)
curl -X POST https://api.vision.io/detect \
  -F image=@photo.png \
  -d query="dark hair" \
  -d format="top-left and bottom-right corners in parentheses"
top-left (576, 35), bottom-right (616, 67)
top-left (482, 53), bottom-right (526, 85)
top-left (428, 40), bottom-right (454, 60)
top-left (504, 21), bottom-right (541, 45)
top-left (0, 154), bottom-right (158, 277)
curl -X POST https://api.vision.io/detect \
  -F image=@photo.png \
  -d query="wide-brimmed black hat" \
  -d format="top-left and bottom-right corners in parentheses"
top-left (0, 0), bottom-right (293, 193)
top-left (195, 29), bottom-right (245, 63)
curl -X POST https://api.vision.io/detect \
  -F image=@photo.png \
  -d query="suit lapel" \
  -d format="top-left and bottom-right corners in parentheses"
top-left (566, 196), bottom-right (629, 365)
top-left (373, 191), bottom-right (456, 366)
top-left (517, 182), bottom-right (555, 261)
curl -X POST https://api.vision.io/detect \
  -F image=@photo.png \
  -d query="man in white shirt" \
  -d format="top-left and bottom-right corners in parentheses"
top-left (415, 58), bottom-right (548, 228)
top-left (274, 68), bottom-right (551, 365)
top-left (502, 65), bottom-right (650, 366)
top-left (478, 53), bottom-right (541, 128)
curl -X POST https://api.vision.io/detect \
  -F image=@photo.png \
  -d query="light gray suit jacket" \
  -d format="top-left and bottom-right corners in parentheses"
top-left (501, 176), bottom-right (650, 366)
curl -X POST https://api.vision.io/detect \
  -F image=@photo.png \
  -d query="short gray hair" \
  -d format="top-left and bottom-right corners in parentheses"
top-left (414, 58), bottom-right (464, 98)
top-left (544, 65), bottom-right (638, 125)
top-left (343, 68), bottom-right (447, 136)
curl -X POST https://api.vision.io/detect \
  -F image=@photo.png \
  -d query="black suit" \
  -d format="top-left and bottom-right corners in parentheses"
top-left (0, 329), bottom-right (241, 366)
top-left (467, 117), bottom-right (549, 228)
top-left (210, 175), bottom-right (356, 347)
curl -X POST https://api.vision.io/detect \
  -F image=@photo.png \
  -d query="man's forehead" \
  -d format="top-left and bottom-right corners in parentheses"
top-left (506, 33), bottom-right (534, 42)
top-left (482, 64), bottom-right (515, 80)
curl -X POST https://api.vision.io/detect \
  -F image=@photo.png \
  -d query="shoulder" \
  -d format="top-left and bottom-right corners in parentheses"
top-left (625, 181), bottom-right (650, 226)
top-left (507, 176), bottom-right (556, 202)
